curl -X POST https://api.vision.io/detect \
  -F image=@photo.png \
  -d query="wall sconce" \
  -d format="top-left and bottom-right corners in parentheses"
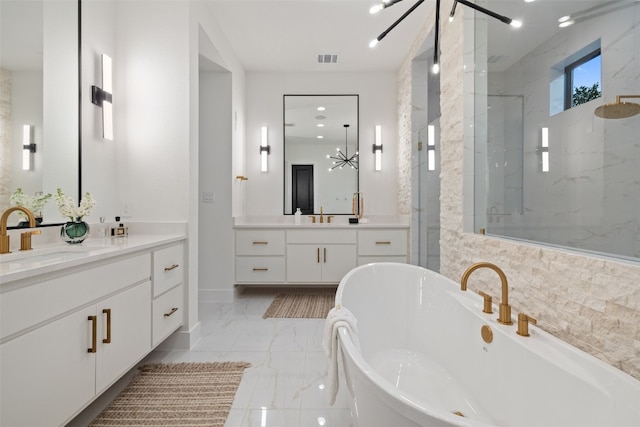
top-left (260, 126), bottom-right (270, 172)
top-left (540, 127), bottom-right (549, 172)
top-left (22, 125), bottom-right (35, 171)
top-left (427, 124), bottom-right (436, 171)
top-left (91, 53), bottom-right (113, 140)
top-left (373, 125), bottom-right (383, 171)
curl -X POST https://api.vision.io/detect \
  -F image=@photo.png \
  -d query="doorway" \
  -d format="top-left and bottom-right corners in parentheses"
top-left (291, 164), bottom-right (314, 214)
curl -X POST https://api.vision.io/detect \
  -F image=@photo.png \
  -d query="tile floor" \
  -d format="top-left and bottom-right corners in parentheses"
top-left (69, 288), bottom-right (353, 427)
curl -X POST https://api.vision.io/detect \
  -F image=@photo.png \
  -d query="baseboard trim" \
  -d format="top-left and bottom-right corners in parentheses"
top-left (157, 321), bottom-right (201, 350)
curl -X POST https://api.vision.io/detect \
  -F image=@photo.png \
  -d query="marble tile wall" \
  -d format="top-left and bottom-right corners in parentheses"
top-left (484, 3), bottom-right (640, 259)
top-left (397, 0), bottom-right (640, 380)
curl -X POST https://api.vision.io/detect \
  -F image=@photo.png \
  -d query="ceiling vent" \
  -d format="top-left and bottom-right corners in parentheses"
top-left (317, 54), bottom-right (338, 64)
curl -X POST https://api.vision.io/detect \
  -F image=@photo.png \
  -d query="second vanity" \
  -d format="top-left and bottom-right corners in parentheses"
top-left (0, 232), bottom-right (186, 427)
top-left (234, 216), bottom-right (409, 285)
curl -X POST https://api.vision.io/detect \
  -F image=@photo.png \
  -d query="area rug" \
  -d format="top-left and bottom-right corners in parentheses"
top-left (263, 293), bottom-right (335, 318)
top-left (89, 362), bottom-right (250, 427)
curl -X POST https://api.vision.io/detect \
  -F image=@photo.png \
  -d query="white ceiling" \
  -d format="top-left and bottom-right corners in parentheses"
top-left (204, 0), bottom-right (433, 72)
top-left (205, 0), bottom-right (620, 73)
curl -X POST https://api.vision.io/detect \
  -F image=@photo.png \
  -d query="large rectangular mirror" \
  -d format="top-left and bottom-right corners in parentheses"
top-left (473, 0), bottom-right (639, 260)
top-left (0, 0), bottom-right (80, 227)
top-left (284, 94), bottom-right (359, 215)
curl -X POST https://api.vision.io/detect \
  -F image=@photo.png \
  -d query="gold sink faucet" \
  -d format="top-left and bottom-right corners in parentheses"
top-left (319, 206), bottom-right (324, 223)
top-left (461, 262), bottom-right (513, 325)
top-left (1, 207), bottom-right (40, 254)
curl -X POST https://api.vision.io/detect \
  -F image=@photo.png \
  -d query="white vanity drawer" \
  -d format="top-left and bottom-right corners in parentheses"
top-left (236, 230), bottom-right (285, 255)
top-left (1, 254), bottom-right (151, 341)
top-left (153, 243), bottom-right (184, 297)
top-left (152, 284), bottom-right (183, 347)
top-left (358, 230), bottom-right (407, 256)
top-left (235, 256), bottom-right (285, 282)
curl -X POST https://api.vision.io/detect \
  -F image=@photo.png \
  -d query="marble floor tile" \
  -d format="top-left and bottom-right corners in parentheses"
top-left (70, 290), bottom-right (353, 427)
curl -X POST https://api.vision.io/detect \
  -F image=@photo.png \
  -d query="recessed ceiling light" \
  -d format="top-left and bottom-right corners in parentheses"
top-left (317, 135), bottom-right (324, 139)
top-left (317, 124), bottom-right (324, 127)
top-left (315, 115), bottom-right (326, 120)
top-left (558, 15), bottom-right (571, 23)
top-left (317, 106), bottom-right (326, 111)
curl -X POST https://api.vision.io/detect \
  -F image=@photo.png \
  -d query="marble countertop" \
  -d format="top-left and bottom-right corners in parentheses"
top-left (0, 234), bottom-right (186, 284)
top-left (234, 215), bottom-right (410, 229)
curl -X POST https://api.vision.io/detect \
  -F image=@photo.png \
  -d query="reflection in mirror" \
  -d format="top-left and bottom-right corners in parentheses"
top-left (474, 1), bottom-right (639, 260)
top-left (284, 95), bottom-right (359, 215)
top-left (0, 0), bottom-right (79, 227)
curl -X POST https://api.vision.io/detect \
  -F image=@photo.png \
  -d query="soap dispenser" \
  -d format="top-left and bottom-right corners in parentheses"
top-left (294, 208), bottom-right (302, 225)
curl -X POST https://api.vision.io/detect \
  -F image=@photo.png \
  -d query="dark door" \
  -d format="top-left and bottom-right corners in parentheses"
top-left (292, 165), bottom-right (314, 214)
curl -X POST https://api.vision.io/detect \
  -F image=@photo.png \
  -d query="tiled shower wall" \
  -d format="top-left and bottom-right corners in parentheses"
top-left (397, 1), bottom-right (639, 380)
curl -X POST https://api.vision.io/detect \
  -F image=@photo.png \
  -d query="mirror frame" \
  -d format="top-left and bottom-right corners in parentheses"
top-left (5, 0), bottom-right (82, 229)
top-left (283, 94), bottom-right (360, 215)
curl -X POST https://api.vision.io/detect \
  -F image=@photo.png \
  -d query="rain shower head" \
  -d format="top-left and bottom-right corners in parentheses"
top-left (594, 95), bottom-right (640, 119)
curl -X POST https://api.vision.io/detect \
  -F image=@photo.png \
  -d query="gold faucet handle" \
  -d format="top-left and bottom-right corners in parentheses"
top-left (478, 291), bottom-right (493, 314)
top-left (308, 216), bottom-right (316, 223)
top-left (327, 215), bottom-right (334, 223)
top-left (516, 313), bottom-right (537, 337)
top-left (20, 229), bottom-right (41, 251)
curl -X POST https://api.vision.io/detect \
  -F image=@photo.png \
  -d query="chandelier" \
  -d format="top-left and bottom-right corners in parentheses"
top-left (369, 0), bottom-right (522, 74)
top-left (327, 124), bottom-right (359, 171)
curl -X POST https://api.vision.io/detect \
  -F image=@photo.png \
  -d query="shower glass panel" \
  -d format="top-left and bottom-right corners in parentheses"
top-left (473, 0), bottom-right (640, 260)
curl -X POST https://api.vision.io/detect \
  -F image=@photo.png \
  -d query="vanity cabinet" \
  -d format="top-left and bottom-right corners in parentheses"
top-left (357, 229), bottom-right (408, 265)
top-left (0, 239), bottom-right (185, 427)
top-left (233, 226), bottom-right (407, 285)
top-left (152, 243), bottom-right (185, 346)
top-left (286, 230), bottom-right (357, 283)
top-left (235, 230), bottom-right (286, 283)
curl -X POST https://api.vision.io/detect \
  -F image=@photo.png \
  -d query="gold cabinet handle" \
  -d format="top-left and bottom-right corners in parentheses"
top-left (88, 315), bottom-right (97, 353)
top-left (164, 307), bottom-right (179, 317)
top-left (252, 267), bottom-right (269, 271)
top-left (375, 241), bottom-right (392, 245)
top-left (252, 241), bottom-right (268, 245)
top-left (102, 308), bottom-right (112, 344)
top-left (324, 247), bottom-right (327, 263)
top-left (164, 264), bottom-right (179, 272)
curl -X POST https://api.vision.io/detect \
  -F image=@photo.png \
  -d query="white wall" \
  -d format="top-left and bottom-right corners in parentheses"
top-left (244, 72), bottom-right (398, 216)
top-left (82, 0), bottom-right (118, 224)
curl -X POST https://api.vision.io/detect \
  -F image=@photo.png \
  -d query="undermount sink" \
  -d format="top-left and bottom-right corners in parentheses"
top-left (0, 245), bottom-right (93, 264)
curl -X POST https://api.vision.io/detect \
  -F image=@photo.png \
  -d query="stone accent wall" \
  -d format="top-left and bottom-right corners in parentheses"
top-left (0, 69), bottom-right (12, 213)
top-left (397, 1), bottom-right (639, 380)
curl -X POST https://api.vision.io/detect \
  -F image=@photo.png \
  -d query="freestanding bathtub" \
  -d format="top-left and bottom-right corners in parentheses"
top-left (335, 263), bottom-right (640, 427)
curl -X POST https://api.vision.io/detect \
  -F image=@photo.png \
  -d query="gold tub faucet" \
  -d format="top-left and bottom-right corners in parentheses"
top-left (1, 207), bottom-right (40, 254)
top-left (461, 262), bottom-right (513, 325)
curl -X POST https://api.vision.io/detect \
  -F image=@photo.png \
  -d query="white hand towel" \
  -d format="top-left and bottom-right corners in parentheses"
top-left (323, 305), bottom-right (359, 405)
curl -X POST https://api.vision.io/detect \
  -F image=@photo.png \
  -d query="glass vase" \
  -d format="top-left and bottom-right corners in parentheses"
top-left (61, 220), bottom-right (90, 244)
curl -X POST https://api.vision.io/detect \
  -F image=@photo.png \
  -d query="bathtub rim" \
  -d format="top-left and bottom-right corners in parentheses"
top-left (335, 262), bottom-right (489, 427)
top-left (335, 262), bottom-right (640, 427)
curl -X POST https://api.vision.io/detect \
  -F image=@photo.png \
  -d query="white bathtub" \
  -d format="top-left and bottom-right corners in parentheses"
top-left (335, 263), bottom-right (640, 427)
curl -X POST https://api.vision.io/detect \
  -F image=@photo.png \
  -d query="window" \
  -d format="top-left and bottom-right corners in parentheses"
top-left (565, 49), bottom-right (601, 110)
top-left (549, 40), bottom-right (601, 116)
